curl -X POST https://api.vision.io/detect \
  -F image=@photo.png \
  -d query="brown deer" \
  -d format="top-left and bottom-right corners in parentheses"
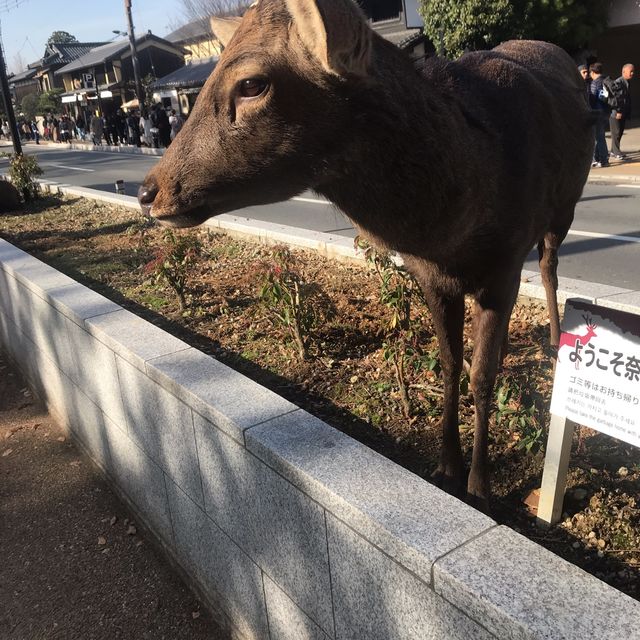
top-left (138, 0), bottom-right (594, 510)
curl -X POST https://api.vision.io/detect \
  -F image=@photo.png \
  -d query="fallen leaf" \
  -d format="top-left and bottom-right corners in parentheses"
top-left (69, 460), bottom-right (81, 467)
top-left (2, 449), bottom-right (13, 457)
top-left (524, 488), bottom-right (540, 515)
top-left (57, 437), bottom-right (66, 442)
top-left (97, 536), bottom-right (107, 546)
top-left (126, 524), bottom-right (137, 536)
top-left (192, 611), bottom-right (201, 619)
top-left (110, 516), bottom-right (117, 526)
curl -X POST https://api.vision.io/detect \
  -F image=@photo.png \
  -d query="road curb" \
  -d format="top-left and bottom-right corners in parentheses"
top-left (589, 171), bottom-right (640, 183)
top-left (0, 140), bottom-right (165, 157)
top-left (27, 179), bottom-right (640, 318)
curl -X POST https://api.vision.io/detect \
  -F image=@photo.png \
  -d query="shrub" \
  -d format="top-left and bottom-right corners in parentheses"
top-left (258, 246), bottom-right (323, 360)
top-left (356, 237), bottom-right (426, 418)
top-left (2, 153), bottom-right (43, 202)
top-left (144, 229), bottom-right (202, 310)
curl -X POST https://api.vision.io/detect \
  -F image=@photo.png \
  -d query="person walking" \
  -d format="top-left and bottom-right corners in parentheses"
top-left (589, 62), bottom-right (610, 168)
top-left (127, 111), bottom-right (141, 147)
top-left (609, 63), bottom-right (634, 160)
top-left (151, 104), bottom-right (171, 148)
top-left (30, 120), bottom-right (40, 144)
top-left (139, 110), bottom-right (152, 147)
top-left (169, 109), bottom-right (184, 141)
top-left (90, 112), bottom-right (104, 146)
top-left (578, 64), bottom-right (590, 99)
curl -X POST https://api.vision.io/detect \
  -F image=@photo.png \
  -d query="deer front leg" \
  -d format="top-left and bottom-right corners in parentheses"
top-left (421, 288), bottom-right (466, 497)
top-left (468, 277), bottom-right (520, 512)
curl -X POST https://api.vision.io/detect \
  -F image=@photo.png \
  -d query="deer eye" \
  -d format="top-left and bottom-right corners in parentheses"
top-left (239, 78), bottom-right (269, 98)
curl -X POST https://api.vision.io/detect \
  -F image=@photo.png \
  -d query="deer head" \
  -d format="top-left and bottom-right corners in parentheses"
top-left (582, 314), bottom-right (597, 337)
top-left (138, 0), bottom-right (374, 228)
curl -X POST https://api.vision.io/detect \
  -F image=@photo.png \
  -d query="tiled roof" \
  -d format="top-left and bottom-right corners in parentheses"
top-left (36, 42), bottom-right (108, 68)
top-left (8, 67), bottom-right (38, 84)
top-left (55, 34), bottom-right (183, 75)
top-left (152, 56), bottom-right (217, 90)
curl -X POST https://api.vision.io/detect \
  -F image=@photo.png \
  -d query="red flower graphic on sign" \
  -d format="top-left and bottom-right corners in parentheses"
top-left (558, 315), bottom-right (597, 368)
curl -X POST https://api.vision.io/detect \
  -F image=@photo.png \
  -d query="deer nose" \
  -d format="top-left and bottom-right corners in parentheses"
top-left (138, 181), bottom-right (158, 217)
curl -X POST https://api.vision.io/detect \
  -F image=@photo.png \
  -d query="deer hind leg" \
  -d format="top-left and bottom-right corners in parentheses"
top-left (538, 231), bottom-right (564, 351)
top-left (421, 288), bottom-right (466, 497)
top-left (467, 275), bottom-right (520, 512)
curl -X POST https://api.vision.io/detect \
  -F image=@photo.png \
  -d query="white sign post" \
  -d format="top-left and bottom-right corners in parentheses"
top-left (537, 299), bottom-right (640, 525)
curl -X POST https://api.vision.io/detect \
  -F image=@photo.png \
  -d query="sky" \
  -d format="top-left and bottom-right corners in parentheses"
top-left (1, 0), bottom-right (184, 74)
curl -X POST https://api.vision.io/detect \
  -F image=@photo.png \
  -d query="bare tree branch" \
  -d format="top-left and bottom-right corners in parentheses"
top-left (177, 0), bottom-right (251, 34)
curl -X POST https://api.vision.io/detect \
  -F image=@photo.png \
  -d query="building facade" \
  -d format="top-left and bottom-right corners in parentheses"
top-left (55, 34), bottom-right (185, 120)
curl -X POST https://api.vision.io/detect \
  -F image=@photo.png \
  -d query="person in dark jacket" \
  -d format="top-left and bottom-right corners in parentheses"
top-left (578, 64), bottom-right (590, 99)
top-left (588, 62), bottom-right (609, 168)
top-left (151, 104), bottom-right (171, 148)
top-left (609, 63), bottom-right (635, 160)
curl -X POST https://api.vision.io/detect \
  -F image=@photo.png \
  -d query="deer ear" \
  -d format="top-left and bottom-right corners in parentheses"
top-left (284, 0), bottom-right (372, 76)
top-left (210, 16), bottom-right (243, 48)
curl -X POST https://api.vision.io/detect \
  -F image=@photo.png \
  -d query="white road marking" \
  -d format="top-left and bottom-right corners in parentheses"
top-left (567, 229), bottom-right (640, 244)
top-left (615, 184), bottom-right (640, 189)
top-left (43, 163), bottom-right (95, 172)
top-left (292, 196), bottom-right (330, 205)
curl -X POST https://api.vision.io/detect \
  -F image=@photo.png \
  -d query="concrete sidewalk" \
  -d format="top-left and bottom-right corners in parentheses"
top-left (590, 119), bottom-right (640, 182)
top-left (0, 352), bottom-right (229, 639)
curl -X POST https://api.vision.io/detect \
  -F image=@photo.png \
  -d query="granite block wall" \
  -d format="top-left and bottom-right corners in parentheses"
top-left (2, 238), bottom-right (639, 640)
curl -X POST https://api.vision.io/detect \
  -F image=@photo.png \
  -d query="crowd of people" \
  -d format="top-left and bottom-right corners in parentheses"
top-left (579, 61), bottom-right (635, 168)
top-left (1, 104), bottom-right (185, 150)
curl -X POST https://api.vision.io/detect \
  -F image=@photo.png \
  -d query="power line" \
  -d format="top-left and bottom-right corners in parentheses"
top-left (0, 0), bottom-right (28, 13)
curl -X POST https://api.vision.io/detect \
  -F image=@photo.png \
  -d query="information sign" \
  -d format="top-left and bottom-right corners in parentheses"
top-left (538, 299), bottom-right (640, 524)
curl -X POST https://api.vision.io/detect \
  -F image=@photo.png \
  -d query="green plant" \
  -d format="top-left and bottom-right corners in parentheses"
top-left (356, 237), bottom-right (427, 418)
top-left (3, 153), bottom-right (43, 202)
top-left (144, 229), bottom-right (202, 310)
top-left (495, 378), bottom-right (543, 453)
top-left (418, 0), bottom-right (609, 58)
top-left (258, 246), bottom-right (322, 360)
top-left (38, 89), bottom-right (64, 115)
top-left (125, 216), bottom-right (154, 251)
top-left (20, 93), bottom-right (40, 121)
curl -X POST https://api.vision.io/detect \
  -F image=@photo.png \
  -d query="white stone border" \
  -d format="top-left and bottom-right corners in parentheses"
top-left (2, 198), bottom-right (640, 638)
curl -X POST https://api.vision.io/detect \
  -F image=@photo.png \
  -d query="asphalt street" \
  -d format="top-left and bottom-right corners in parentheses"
top-left (2, 145), bottom-right (640, 291)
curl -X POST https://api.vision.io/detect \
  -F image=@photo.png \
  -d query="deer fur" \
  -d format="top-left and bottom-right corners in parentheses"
top-left (139, 0), bottom-right (594, 509)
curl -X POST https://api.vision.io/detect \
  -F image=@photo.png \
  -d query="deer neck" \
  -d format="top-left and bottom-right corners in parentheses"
top-left (315, 44), bottom-right (476, 257)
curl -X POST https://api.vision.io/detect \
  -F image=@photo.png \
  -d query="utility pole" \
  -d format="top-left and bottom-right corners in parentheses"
top-left (0, 22), bottom-right (22, 155)
top-left (124, 0), bottom-right (145, 107)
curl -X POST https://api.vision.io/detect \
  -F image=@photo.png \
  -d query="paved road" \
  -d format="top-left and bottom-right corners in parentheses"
top-left (3, 145), bottom-right (640, 291)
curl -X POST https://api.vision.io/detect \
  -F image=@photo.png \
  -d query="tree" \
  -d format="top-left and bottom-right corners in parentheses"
top-left (524, 0), bottom-right (609, 53)
top-left (418, 0), bottom-right (609, 59)
top-left (38, 89), bottom-right (64, 114)
top-left (21, 93), bottom-right (40, 121)
top-left (419, 0), bottom-right (515, 58)
top-left (174, 0), bottom-right (251, 35)
top-left (47, 31), bottom-right (79, 44)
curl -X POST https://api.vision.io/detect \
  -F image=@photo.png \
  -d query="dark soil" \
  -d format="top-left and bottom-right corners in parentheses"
top-left (0, 354), bottom-right (229, 639)
top-left (1, 195), bottom-right (639, 601)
